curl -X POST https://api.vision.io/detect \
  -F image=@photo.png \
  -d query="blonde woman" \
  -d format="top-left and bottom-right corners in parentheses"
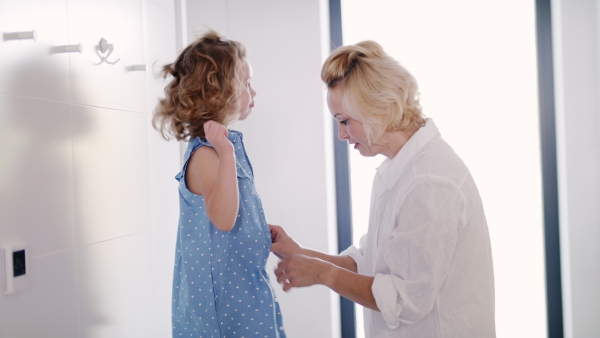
top-left (270, 40), bottom-right (495, 337)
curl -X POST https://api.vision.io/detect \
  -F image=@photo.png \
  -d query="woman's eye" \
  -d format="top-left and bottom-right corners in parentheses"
top-left (340, 120), bottom-right (348, 125)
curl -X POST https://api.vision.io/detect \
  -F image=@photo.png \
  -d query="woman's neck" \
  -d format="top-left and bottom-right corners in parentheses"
top-left (379, 128), bottom-right (419, 159)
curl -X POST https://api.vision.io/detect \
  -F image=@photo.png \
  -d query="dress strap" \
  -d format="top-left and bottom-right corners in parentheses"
top-left (175, 137), bottom-right (211, 182)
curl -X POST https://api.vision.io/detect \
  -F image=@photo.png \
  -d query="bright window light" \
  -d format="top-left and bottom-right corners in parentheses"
top-left (341, 1), bottom-right (547, 337)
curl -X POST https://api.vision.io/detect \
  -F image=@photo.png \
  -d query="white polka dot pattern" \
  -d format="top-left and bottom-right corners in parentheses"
top-left (172, 131), bottom-right (286, 337)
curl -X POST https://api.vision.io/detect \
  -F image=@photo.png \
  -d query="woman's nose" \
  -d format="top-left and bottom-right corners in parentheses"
top-left (337, 124), bottom-right (348, 141)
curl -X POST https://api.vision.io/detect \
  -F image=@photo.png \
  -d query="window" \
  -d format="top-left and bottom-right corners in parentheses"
top-left (339, 1), bottom-right (548, 337)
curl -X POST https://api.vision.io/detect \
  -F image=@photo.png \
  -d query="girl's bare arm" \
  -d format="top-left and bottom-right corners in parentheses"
top-left (186, 121), bottom-right (239, 231)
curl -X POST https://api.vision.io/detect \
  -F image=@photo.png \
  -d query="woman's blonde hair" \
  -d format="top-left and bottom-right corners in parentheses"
top-left (321, 40), bottom-right (424, 145)
top-left (153, 30), bottom-right (247, 140)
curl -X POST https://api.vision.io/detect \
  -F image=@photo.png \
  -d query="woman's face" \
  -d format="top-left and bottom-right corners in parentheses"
top-left (327, 86), bottom-right (379, 157)
top-left (237, 59), bottom-right (256, 120)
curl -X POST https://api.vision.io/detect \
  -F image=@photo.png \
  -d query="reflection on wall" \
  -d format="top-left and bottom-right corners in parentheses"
top-left (0, 1), bottom-right (180, 337)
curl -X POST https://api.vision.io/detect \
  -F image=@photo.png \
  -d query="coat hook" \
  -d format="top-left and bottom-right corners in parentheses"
top-left (3, 30), bottom-right (37, 41)
top-left (50, 43), bottom-right (83, 54)
top-left (97, 38), bottom-right (120, 65)
top-left (127, 64), bottom-right (146, 72)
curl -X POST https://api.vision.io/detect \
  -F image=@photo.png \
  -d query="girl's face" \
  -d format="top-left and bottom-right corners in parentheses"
top-left (237, 59), bottom-right (256, 120)
top-left (327, 86), bottom-right (380, 157)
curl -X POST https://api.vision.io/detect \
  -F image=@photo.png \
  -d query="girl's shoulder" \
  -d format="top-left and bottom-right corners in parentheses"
top-left (184, 137), bottom-right (212, 159)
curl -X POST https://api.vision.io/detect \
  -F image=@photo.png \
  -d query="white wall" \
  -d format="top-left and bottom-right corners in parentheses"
top-left (0, 0), bottom-right (181, 337)
top-left (185, 1), bottom-right (339, 337)
top-left (552, 0), bottom-right (600, 337)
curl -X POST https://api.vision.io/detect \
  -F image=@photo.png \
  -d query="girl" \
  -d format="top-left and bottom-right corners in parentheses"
top-left (153, 31), bottom-right (286, 338)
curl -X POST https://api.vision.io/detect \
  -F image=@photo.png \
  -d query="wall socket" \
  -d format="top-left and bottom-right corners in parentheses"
top-left (2, 242), bottom-right (30, 295)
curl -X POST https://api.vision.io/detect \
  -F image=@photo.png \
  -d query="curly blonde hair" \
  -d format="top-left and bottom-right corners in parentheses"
top-left (153, 30), bottom-right (247, 140)
top-left (321, 40), bottom-right (424, 145)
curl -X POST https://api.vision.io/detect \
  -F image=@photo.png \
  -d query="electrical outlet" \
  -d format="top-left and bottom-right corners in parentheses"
top-left (2, 242), bottom-right (29, 295)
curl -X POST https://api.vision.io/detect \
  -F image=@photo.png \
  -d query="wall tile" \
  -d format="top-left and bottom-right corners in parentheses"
top-left (0, 250), bottom-right (79, 338)
top-left (67, 0), bottom-right (146, 112)
top-left (78, 233), bottom-right (153, 338)
top-left (0, 95), bottom-right (76, 258)
top-left (144, 2), bottom-right (181, 336)
top-left (72, 105), bottom-right (149, 245)
top-left (144, 0), bottom-right (177, 116)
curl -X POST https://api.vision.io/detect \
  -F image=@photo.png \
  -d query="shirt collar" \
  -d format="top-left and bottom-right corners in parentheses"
top-left (375, 118), bottom-right (439, 189)
top-left (227, 129), bottom-right (243, 143)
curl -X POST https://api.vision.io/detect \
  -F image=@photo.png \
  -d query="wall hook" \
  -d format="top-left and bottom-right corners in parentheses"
top-left (127, 64), bottom-right (146, 72)
top-left (50, 43), bottom-right (83, 54)
top-left (97, 38), bottom-right (120, 65)
top-left (3, 30), bottom-right (37, 41)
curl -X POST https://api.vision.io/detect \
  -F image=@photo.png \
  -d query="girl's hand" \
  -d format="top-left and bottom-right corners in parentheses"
top-left (269, 224), bottom-right (302, 259)
top-left (204, 120), bottom-right (234, 155)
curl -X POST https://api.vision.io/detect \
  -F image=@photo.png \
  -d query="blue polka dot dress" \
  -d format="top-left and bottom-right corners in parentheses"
top-left (172, 130), bottom-right (286, 337)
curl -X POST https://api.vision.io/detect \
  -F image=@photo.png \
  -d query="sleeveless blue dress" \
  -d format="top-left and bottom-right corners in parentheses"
top-left (172, 130), bottom-right (286, 337)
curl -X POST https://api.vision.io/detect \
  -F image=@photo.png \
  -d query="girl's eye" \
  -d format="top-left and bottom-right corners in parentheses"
top-left (340, 120), bottom-right (348, 125)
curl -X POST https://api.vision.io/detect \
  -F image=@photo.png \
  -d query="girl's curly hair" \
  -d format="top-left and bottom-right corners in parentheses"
top-left (153, 30), bottom-right (247, 140)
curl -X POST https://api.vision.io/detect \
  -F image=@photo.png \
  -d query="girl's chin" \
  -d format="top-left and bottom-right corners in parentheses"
top-left (238, 110), bottom-right (252, 120)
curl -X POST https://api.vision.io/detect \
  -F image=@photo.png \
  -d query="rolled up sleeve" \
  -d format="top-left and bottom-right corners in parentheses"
top-left (372, 273), bottom-right (402, 329)
top-left (340, 233), bottom-right (367, 271)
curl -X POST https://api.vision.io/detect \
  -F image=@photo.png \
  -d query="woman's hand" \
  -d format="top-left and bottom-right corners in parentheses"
top-left (274, 254), bottom-right (334, 292)
top-left (269, 224), bottom-right (302, 259)
top-left (276, 254), bottom-right (378, 310)
top-left (204, 120), bottom-right (234, 155)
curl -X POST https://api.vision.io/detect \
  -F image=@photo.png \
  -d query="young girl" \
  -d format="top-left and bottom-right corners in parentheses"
top-left (153, 31), bottom-right (286, 338)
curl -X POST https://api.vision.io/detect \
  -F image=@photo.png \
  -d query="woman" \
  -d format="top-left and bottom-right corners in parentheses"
top-left (270, 40), bottom-right (495, 337)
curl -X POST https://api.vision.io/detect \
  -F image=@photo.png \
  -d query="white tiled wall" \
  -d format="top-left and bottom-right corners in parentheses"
top-left (0, 1), bottom-right (181, 337)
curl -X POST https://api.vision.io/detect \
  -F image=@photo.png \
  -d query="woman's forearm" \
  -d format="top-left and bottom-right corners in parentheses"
top-left (274, 251), bottom-right (378, 311)
top-left (323, 264), bottom-right (379, 311)
top-left (301, 248), bottom-right (357, 273)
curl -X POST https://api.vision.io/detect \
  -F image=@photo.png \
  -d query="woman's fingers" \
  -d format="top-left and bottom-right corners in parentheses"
top-left (275, 259), bottom-right (291, 284)
top-left (269, 224), bottom-right (301, 258)
top-left (268, 224), bottom-right (285, 241)
top-left (270, 242), bottom-right (284, 253)
top-left (274, 255), bottom-right (322, 292)
top-left (275, 265), bottom-right (294, 292)
top-left (282, 280), bottom-right (294, 292)
top-left (268, 224), bottom-right (281, 232)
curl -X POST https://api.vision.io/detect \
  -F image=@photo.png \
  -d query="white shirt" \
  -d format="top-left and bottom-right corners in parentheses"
top-left (342, 118), bottom-right (495, 338)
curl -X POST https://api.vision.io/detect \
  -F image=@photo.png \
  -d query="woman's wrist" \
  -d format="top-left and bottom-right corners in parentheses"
top-left (301, 248), bottom-right (319, 259)
top-left (318, 261), bottom-right (337, 287)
